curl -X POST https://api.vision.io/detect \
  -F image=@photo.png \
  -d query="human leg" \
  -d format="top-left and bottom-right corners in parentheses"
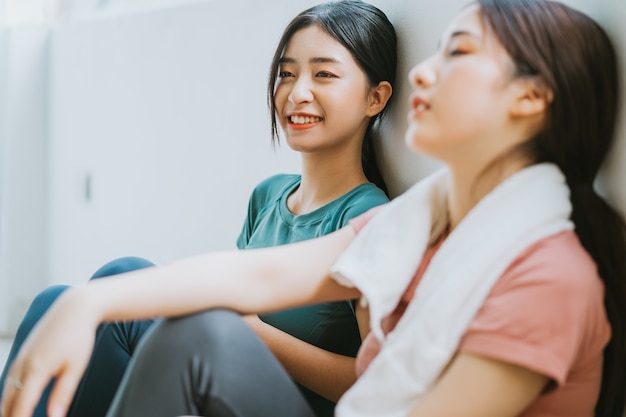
top-left (0, 257), bottom-right (156, 417)
top-left (67, 257), bottom-right (156, 417)
top-left (0, 285), bottom-right (69, 417)
top-left (89, 256), bottom-right (155, 281)
top-left (106, 309), bottom-right (316, 417)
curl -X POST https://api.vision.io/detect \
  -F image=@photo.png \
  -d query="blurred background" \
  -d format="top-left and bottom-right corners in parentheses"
top-left (0, 0), bottom-right (625, 369)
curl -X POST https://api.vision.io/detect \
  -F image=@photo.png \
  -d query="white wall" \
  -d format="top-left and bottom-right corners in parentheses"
top-left (0, 27), bottom-right (49, 334)
top-left (0, 0), bottom-right (625, 334)
top-left (46, 1), bottom-right (308, 285)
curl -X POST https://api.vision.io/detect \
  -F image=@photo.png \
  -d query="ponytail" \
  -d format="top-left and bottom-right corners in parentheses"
top-left (568, 184), bottom-right (626, 416)
top-left (362, 121), bottom-right (389, 197)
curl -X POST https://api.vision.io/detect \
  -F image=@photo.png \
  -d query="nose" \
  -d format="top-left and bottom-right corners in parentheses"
top-left (408, 55), bottom-right (437, 88)
top-left (288, 76), bottom-right (314, 105)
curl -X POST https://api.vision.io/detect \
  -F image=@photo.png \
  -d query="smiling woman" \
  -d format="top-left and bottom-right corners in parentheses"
top-left (0, 2), bottom-right (397, 417)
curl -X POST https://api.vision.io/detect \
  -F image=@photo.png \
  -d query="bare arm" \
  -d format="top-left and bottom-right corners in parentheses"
top-left (244, 316), bottom-right (357, 402)
top-left (243, 299), bottom-right (371, 402)
top-left (93, 226), bottom-right (359, 321)
top-left (1, 226), bottom-right (359, 417)
top-left (408, 353), bottom-right (549, 417)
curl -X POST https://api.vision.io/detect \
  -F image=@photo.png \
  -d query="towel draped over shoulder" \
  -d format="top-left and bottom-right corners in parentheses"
top-left (331, 163), bottom-right (574, 417)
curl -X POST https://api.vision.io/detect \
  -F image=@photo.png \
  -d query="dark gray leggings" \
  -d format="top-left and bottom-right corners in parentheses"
top-left (106, 309), bottom-right (317, 417)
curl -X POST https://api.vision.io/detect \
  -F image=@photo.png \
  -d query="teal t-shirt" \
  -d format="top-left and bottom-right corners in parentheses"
top-left (236, 174), bottom-right (389, 417)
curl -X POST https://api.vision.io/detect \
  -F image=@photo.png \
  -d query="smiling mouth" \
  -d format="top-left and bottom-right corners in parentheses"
top-left (289, 115), bottom-right (323, 125)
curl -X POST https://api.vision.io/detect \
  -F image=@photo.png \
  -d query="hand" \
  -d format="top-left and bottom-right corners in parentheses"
top-left (0, 288), bottom-right (99, 417)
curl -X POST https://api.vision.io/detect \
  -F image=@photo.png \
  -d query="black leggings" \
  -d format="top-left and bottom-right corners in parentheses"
top-left (106, 309), bottom-right (316, 417)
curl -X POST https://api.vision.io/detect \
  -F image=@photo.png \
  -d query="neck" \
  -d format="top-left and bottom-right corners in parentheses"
top-left (289, 148), bottom-right (369, 215)
top-left (446, 158), bottom-right (531, 231)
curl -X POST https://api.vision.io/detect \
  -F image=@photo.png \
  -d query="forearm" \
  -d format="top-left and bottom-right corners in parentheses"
top-left (73, 228), bottom-right (360, 324)
top-left (80, 250), bottom-right (287, 323)
top-left (245, 316), bottom-right (357, 402)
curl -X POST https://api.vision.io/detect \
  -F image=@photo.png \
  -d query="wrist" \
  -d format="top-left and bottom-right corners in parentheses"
top-left (57, 284), bottom-right (104, 325)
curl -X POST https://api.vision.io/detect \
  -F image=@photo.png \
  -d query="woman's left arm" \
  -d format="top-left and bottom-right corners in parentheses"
top-left (408, 353), bottom-right (549, 417)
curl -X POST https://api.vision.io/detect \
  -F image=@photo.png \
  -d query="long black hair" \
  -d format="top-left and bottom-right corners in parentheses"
top-left (267, 0), bottom-right (397, 195)
top-left (478, 0), bottom-right (626, 414)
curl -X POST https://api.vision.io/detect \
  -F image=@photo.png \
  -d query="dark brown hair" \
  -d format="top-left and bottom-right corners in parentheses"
top-left (267, 0), bottom-right (397, 195)
top-left (478, 0), bottom-right (626, 414)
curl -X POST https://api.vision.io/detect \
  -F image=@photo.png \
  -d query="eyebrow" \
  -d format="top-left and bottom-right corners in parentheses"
top-left (279, 56), bottom-right (341, 64)
top-left (451, 30), bottom-right (482, 40)
top-left (437, 30), bottom-right (481, 48)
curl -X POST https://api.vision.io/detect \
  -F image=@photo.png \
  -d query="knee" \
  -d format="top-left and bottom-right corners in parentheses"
top-left (29, 285), bottom-right (70, 311)
top-left (162, 309), bottom-right (243, 342)
top-left (136, 310), bottom-right (245, 360)
top-left (14, 285), bottom-right (70, 337)
top-left (90, 256), bottom-right (155, 280)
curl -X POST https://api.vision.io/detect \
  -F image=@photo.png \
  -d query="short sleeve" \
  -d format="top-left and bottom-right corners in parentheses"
top-left (459, 231), bottom-right (610, 386)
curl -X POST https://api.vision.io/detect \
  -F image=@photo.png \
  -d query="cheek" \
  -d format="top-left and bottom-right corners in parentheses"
top-left (440, 74), bottom-right (478, 115)
top-left (273, 89), bottom-right (289, 127)
top-left (328, 90), bottom-right (369, 124)
top-left (273, 85), bottom-right (290, 112)
top-left (404, 92), bottom-right (492, 155)
top-left (440, 71), bottom-right (504, 128)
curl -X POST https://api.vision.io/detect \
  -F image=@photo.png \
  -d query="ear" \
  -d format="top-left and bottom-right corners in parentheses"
top-left (509, 77), bottom-right (553, 118)
top-left (366, 81), bottom-right (393, 117)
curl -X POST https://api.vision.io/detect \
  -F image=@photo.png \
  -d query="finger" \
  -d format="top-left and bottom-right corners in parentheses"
top-left (1, 382), bottom-right (13, 416)
top-left (47, 367), bottom-right (85, 417)
top-left (5, 372), bottom-right (50, 417)
top-left (1, 368), bottom-right (26, 417)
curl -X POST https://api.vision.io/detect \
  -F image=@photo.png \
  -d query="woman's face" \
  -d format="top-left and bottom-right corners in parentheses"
top-left (405, 5), bottom-right (518, 166)
top-left (273, 25), bottom-right (374, 154)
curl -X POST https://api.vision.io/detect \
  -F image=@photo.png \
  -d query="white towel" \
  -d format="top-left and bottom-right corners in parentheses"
top-left (331, 163), bottom-right (574, 417)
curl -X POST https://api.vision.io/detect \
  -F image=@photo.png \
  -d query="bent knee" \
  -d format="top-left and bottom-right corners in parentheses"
top-left (90, 256), bottom-right (155, 280)
top-left (139, 309), bottom-right (245, 356)
top-left (30, 285), bottom-right (70, 309)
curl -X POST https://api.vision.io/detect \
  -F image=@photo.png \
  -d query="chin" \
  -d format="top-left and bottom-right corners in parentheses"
top-left (404, 129), bottom-right (428, 154)
top-left (405, 132), bottom-right (445, 163)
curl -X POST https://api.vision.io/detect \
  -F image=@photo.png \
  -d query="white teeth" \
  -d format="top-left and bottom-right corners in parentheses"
top-left (290, 115), bottom-right (321, 124)
top-left (416, 103), bottom-right (426, 112)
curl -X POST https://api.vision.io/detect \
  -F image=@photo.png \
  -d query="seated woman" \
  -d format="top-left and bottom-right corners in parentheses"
top-left (0, 2), bottom-right (397, 417)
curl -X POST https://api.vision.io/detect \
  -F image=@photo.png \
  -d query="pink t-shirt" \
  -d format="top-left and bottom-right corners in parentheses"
top-left (349, 208), bottom-right (610, 416)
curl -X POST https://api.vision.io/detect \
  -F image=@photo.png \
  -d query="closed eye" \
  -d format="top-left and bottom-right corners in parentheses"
top-left (449, 49), bottom-right (468, 57)
top-left (316, 71), bottom-right (337, 78)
